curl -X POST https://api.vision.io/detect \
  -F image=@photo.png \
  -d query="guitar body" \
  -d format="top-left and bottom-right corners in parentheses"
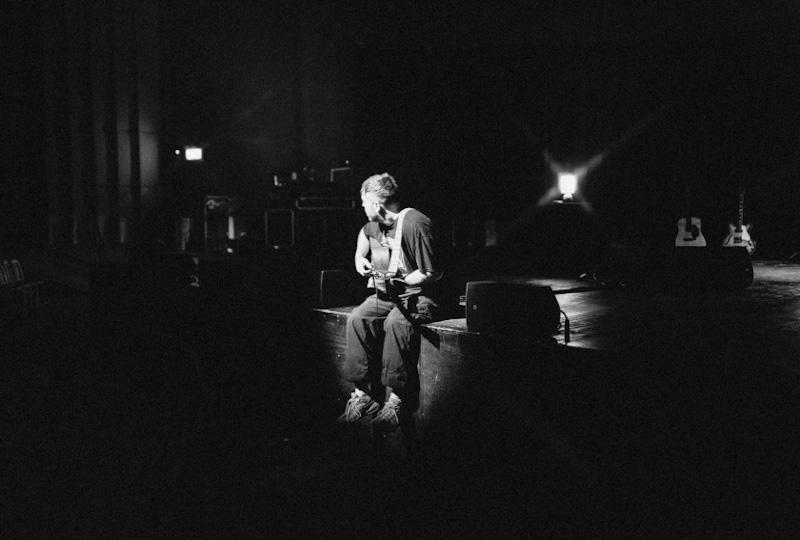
top-left (723, 223), bottom-right (756, 255)
top-left (366, 238), bottom-right (390, 291)
top-left (366, 237), bottom-right (406, 297)
top-left (675, 217), bottom-right (707, 247)
top-left (722, 189), bottom-right (756, 255)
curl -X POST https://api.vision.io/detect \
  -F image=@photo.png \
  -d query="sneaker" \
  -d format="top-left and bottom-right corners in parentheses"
top-left (372, 393), bottom-right (402, 430)
top-left (337, 389), bottom-right (379, 423)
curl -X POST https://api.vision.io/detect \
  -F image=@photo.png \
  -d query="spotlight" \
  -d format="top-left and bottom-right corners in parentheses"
top-left (558, 172), bottom-right (578, 200)
top-left (184, 146), bottom-right (203, 161)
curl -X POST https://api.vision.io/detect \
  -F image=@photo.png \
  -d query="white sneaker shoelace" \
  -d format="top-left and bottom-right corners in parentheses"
top-left (373, 401), bottom-right (400, 426)
top-left (338, 391), bottom-right (377, 422)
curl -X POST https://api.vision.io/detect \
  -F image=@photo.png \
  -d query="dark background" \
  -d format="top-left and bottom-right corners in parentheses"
top-left (3, 1), bottom-right (800, 261)
top-left (5, 3), bottom-right (800, 537)
top-left (163, 0), bottom-right (800, 255)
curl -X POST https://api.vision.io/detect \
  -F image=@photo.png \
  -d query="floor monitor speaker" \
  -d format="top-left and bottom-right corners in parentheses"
top-left (465, 281), bottom-right (560, 337)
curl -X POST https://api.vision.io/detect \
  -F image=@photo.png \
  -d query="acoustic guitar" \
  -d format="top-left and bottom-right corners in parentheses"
top-left (366, 236), bottom-right (405, 297)
top-left (722, 189), bottom-right (756, 255)
top-left (675, 216), bottom-right (706, 247)
top-left (675, 187), bottom-right (706, 247)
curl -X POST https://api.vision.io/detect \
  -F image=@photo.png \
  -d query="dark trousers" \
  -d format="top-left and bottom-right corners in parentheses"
top-left (343, 293), bottom-right (437, 396)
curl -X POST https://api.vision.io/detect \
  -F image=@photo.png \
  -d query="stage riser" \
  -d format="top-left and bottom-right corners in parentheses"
top-left (314, 307), bottom-right (489, 436)
top-left (313, 307), bottom-right (578, 438)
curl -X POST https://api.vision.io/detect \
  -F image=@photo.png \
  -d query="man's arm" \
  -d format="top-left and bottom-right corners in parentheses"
top-left (400, 269), bottom-right (442, 286)
top-left (399, 214), bottom-right (442, 286)
top-left (354, 228), bottom-right (372, 276)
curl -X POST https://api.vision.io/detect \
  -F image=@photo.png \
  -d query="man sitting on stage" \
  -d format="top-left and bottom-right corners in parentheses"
top-left (337, 172), bottom-right (442, 430)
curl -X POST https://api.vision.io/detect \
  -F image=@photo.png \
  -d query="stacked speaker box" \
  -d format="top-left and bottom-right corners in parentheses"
top-left (264, 209), bottom-right (296, 248)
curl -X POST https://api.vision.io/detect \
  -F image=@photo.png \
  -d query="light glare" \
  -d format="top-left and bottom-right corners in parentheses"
top-left (185, 146), bottom-right (203, 161)
top-left (558, 173), bottom-right (578, 199)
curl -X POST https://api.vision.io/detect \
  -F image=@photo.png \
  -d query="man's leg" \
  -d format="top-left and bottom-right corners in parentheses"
top-left (373, 306), bottom-right (420, 428)
top-left (338, 295), bottom-right (395, 423)
top-left (342, 296), bottom-right (395, 387)
top-left (374, 296), bottom-right (438, 428)
top-left (381, 295), bottom-right (436, 393)
top-left (380, 306), bottom-right (416, 394)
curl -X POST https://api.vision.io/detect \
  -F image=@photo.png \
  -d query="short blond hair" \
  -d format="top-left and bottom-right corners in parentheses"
top-left (360, 173), bottom-right (398, 205)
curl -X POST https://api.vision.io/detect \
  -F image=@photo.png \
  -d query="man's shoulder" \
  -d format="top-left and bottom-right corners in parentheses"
top-left (362, 221), bottom-right (380, 237)
top-left (403, 208), bottom-right (432, 226)
top-left (362, 221), bottom-right (380, 231)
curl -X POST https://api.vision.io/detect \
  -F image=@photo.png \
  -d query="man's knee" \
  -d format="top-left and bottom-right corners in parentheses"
top-left (384, 309), bottom-right (413, 335)
top-left (347, 302), bottom-right (369, 323)
top-left (347, 302), bottom-right (374, 328)
top-left (345, 311), bottom-right (360, 328)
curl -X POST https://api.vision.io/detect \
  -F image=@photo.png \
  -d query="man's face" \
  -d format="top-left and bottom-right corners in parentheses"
top-left (361, 192), bottom-right (382, 222)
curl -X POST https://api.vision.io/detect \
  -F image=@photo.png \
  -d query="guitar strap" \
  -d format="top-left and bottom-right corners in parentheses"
top-left (386, 207), bottom-right (412, 276)
top-left (365, 207), bottom-right (412, 290)
top-left (366, 207), bottom-right (426, 326)
top-left (383, 207), bottom-right (420, 325)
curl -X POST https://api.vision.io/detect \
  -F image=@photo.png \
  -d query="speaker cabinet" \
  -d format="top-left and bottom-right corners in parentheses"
top-left (265, 209), bottom-right (295, 248)
top-left (204, 195), bottom-right (236, 253)
top-left (465, 281), bottom-right (560, 337)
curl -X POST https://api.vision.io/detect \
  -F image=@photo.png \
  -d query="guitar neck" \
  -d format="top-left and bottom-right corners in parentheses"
top-left (737, 191), bottom-right (744, 229)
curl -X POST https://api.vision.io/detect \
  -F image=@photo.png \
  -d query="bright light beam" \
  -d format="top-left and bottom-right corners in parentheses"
top-left (537, 151), bottom-right (601, 211)
top-left (537, 102), bottom-right (670, 209)
top-left (185, 146), bottom-right (203, 161)
top-left (558, 172), bottom-right (578, 200)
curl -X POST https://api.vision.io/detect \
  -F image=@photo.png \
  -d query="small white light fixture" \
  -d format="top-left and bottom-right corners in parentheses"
top-left (558, 172), bottom-right (578, 200)
top-left (184, 146), bottom-right (203, 161)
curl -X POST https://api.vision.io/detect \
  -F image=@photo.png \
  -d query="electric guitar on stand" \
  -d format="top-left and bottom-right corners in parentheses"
top-left (675, 187), bottom-right (706, 247)
top-left (722, 188), bottom-right (756, 255)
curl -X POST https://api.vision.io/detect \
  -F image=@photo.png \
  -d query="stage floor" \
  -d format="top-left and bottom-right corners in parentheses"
top-left (557, 261), bottom-right (800, 365)
top-left (434, 261), bottom-right (800, 368)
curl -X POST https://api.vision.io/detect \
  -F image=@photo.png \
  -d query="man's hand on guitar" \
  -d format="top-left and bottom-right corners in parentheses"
top-left (387, 275), bottom-right (406, 287)
top-left (382, 274), bottom-right (406, 297)
top-left (366, 269), bottom-right (406, 297)
top-left (355, 257), bottom-right (373, 276)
